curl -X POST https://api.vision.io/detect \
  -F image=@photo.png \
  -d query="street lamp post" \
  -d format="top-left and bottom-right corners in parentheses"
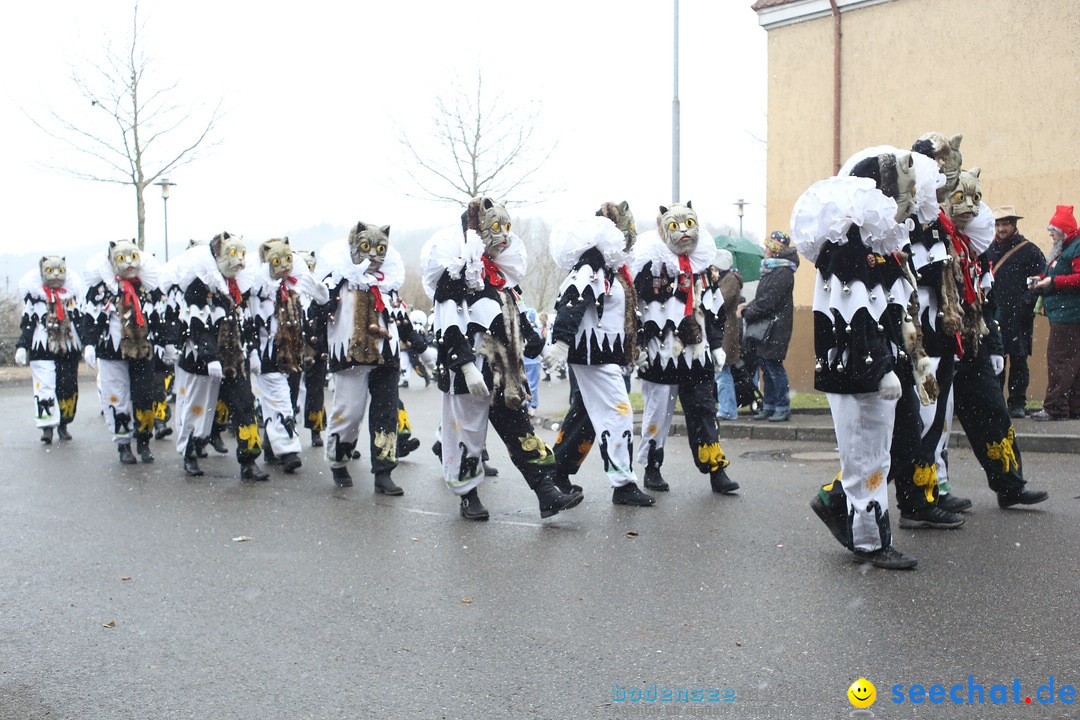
top-left (734, 198), bottom-right (746, 238)
top-left (154, 178), bottom-right (176, 261)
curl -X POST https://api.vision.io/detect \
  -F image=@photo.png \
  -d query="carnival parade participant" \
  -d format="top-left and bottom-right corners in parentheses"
top-left (15, 256), bottom-right (84, 444)
top-left (250, 238), bottom-right (329, 474)
top-left (631, 202), bottom-right (738, 496)
top-left (421, 195), bottom-right (582, 520)
top-left (171, 232), bottom-right (267, 481)
top-left (82, 240), bottom-right (165, 465)
top-left (546, 210), bottom-right (654, 506)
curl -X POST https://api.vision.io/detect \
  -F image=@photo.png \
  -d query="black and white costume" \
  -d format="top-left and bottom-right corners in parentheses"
top-left (16, 267), bottom-right (84, 437)
top-left (547, 216), bottom-right (652, 505)
top-left (250, 257), bottom-right (328, 470)
top-left (171, 242), bottom-right (265, 477)
top-left (81, 250), bottom-right (165, 462)
top-left (631, 230), bottom-right (735, 492)
top-left (310, 239), bottom-right (412, 490)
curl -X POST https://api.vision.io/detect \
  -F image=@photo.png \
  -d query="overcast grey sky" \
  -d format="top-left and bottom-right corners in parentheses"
top-left (0, 0), bottom-right (767, 277)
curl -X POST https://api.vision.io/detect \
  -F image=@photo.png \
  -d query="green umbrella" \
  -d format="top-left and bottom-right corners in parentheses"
top-left (713, 234), bottom-right (764, 282)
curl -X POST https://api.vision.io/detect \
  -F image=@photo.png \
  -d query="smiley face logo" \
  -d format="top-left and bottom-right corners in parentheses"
top-left (847, 678), bottom-right (876, 709)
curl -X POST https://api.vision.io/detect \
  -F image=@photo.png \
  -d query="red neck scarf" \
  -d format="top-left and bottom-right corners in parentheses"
top-left (278, 276), bottom-right (297, 304)
top-left (43, 286), bottom-right (67, 322)
top-left (117, 277), bottom-right (145, 327)
top-left (620, 264), bottom-right (633, 287)
top-left (226, 277), bottom-right (242, 306)
top-left (677, 255), bottom-right (695, 317)
top-left (369, 270), bottom-right (386, 312)
top-left (481, 256), bottom-right (506, 289)
top-left (938, 211), bottom-right (979, 305)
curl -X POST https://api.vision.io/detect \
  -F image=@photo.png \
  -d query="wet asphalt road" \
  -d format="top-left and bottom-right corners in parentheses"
top-left (0, 377), bottom-right (1077, 720)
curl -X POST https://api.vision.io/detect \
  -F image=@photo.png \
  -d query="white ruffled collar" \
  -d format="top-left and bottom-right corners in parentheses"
top-left (19, 267), bottom-right (85, 302)
top-left (790, 175), bottom-right (907, 264)
top-left (168, 243), bottom-right (255, 296)
top-left (420, 227), bottom-right (527, 297)
top-left (629, 229), bottom-right (714, 276)
top-left (838, 145), bottom-right (944, 226)
top-left (548, 215), bottom-right (627, 272)
top-left (317, 238), bottom-right (405, 293)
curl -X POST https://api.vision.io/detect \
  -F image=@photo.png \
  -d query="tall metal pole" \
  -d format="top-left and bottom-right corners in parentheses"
top-left (672, 0), bottom-right (680, 203)
top-left (162, 196), bottom-right (169, 262)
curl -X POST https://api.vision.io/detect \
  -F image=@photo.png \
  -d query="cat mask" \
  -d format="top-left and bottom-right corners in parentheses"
top-left (348, 222), bottom-right (390, 271)
top-left (39, 256), bottom-right (67, 289)
top-left (658, 202), bottom-right (699, 256)
top-left (259, 238), bottom-right (293, 280)
top-left (210, 232), bottom-right (246, 278)
top-left (598, 201), bottom-right (636, 252)
top-left (943, 168), bottom-right (982, 231)
top-left (109, 240), bottom-right (142, 280)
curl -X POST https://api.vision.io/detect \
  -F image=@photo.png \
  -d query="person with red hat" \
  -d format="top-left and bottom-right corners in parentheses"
top-left (1029, 204), bottom-right (1080, 420)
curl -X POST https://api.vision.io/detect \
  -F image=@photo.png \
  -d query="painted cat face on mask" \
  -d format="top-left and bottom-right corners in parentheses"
top-left (109, 240), bottom-right (142, 280)
top-left (348, 222), bottom-right (390, 271)
top-left (478, 199), bottom-right (512, 259)
top-left (259, 238), bottom-right (293, 280)
top-left (943, 168), bottom-right (982, 231)
top-left (210, 232), bottom-right (246, 278)
top-left (659, 202), bottom-right (699, 256)
top-left (39, 256), bottom-right (67, 289)
top-left (892, 152), bottom-right (917, 223)
top-left (917, 132), bottom-right (963, 201)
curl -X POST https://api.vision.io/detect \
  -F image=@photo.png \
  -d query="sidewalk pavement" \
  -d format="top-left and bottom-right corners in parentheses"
top-left (530, 374), bottom-right (1080, 455)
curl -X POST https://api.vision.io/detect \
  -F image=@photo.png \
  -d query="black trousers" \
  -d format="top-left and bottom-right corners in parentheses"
top-left (954, 351), bottom-right (1025, 494)
top-left (998, 354), bottom-right (1030, 412)
top-left (552, 367), bottom-right (592, 477)
top-left (304, 358), bottom-right (327, 431)
top-left (217, 369), bottom-right (261, 464)
top-left (56, 353), bottom-right (80, 424)
top-left (890, 355), bottom-right (956, 512)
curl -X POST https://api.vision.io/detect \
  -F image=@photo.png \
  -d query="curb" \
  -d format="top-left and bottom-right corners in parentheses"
top-left (535, 414), bottom-right (1080, 455)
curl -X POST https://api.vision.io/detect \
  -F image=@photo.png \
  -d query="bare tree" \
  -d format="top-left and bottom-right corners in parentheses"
top-left (31, 1), bottom-right (221, 249)
top-left (398, 71), bottom-right (557, 208)
top-left (513, 215), bottom-right (563, 313)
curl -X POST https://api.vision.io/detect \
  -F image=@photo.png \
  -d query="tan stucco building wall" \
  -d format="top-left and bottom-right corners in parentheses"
top-left (758, 0), bottom-right (1080, 395)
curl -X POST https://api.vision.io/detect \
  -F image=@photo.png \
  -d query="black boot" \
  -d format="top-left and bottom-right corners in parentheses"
top-left (397, 436), bottom-right (421, 458)
top-left (118, 443), bottom-right (137, 464)
top-left (810, 494), bottom-right (851, 550)
top-left (612, 482), bottom-right (655, 506)
top-left (57, 424), bottom-right (72, 441)
top-left (263, 439), bottom-right (282, 465)
top-left (431, 440), bottom-right (442, 460)
top-left (183, 439), bottom-right (204, 477)
top-left (459, 487), bottom-right (489, 521)
top-left (482, 460), bottom-right (499, 477)
top-left (331, 466), bottom-right (353, 487)
top-left (40, 427), bottom-right (54, 445)
top-left (207, 431), bottom-right (228, 454)
top-left (280, 452), bottom-right (302, 474)
top-left (154, 418), bottom-right (173, 440)
top-left (709, 467), bottom-right (739, 494)
top-left (642, 442), bottom-right (668, 491)
top-left (195, 438), bottom-right (209, 458)
top-left (240, 460), bottom-right (270, 482)
top-left (530, 472), bottom-right (584, 519)
top-left (553, 470), bottom-right (583, 495)
top-left (373, 470), bottom-right (404, 496)
top-left (310, 429), bottom-right (324, 447)
top-left (136, 437), bottom-right (155, 463)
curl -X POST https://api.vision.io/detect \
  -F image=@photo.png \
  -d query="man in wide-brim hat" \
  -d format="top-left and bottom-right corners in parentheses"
top-left (985, 204), bottom-right (1046, 417)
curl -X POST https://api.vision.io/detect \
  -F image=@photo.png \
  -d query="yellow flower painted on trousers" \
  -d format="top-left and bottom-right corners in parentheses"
top-left (986, 427), bottom-right (1018, 474)
top-left (911, 464), bottom-right (937, 503)
top-left (866, 470), bottom-right (884, 493)
top-left (615, 402), bottom-right (631, 415)
top-left (696, 442), bottom-right (728, 470)
top-left (237, 423), bottom-right (261, 452)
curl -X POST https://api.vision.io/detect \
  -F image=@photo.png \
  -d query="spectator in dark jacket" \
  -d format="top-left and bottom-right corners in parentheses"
top-left (985, 205), bottom-right (1046, 417)
top-left (739, 231), bottom-right (798, 422)
top-left (1030, 204), bottom-right (1080, 420)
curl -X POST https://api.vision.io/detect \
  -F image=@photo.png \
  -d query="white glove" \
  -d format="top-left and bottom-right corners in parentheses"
top-left (461, 361), bottom-right (489, 399)
top-left (990, 354), bottom-right (1005, 376)
top-left (207, 360), bottom-right (223, 379)
top-left (711, 348), bottom-right (727, 368)
top-left (14, 348), bottom-right (28, 366)
top-left (634, 351), bottom-right (650, 371)
top-left (83, 345), bottom-right (97, 369)
top-left (541, 341), bottom-right (569, 372)
top-left (248, 350), bottom-right (262, 376)
top-left (419, 346), bottom-right (438, 372)
top-left (162, 344), bottom-right (178, 367)
top-left (877, 370), bottom-right (902, 401)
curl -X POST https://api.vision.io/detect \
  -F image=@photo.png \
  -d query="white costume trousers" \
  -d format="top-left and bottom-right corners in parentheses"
top-left (636, 379), bottom-right (678, 466)
top-left (440, 392), bottom-right (491, 496)
top-left (30, 360), bottom-right (60, 428)
top-left (173, 367), bottom-right (220, 453)
top-left (97, 359), bottom-right (134, 444)
top-left (826, 392), bottom-right (897, 552)
top-left (325, 365), bottom-right (372, 469)
top-left (572, 363), bottom-right (635, 487)
top-left (254, 371), bottom-right (302, 455)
